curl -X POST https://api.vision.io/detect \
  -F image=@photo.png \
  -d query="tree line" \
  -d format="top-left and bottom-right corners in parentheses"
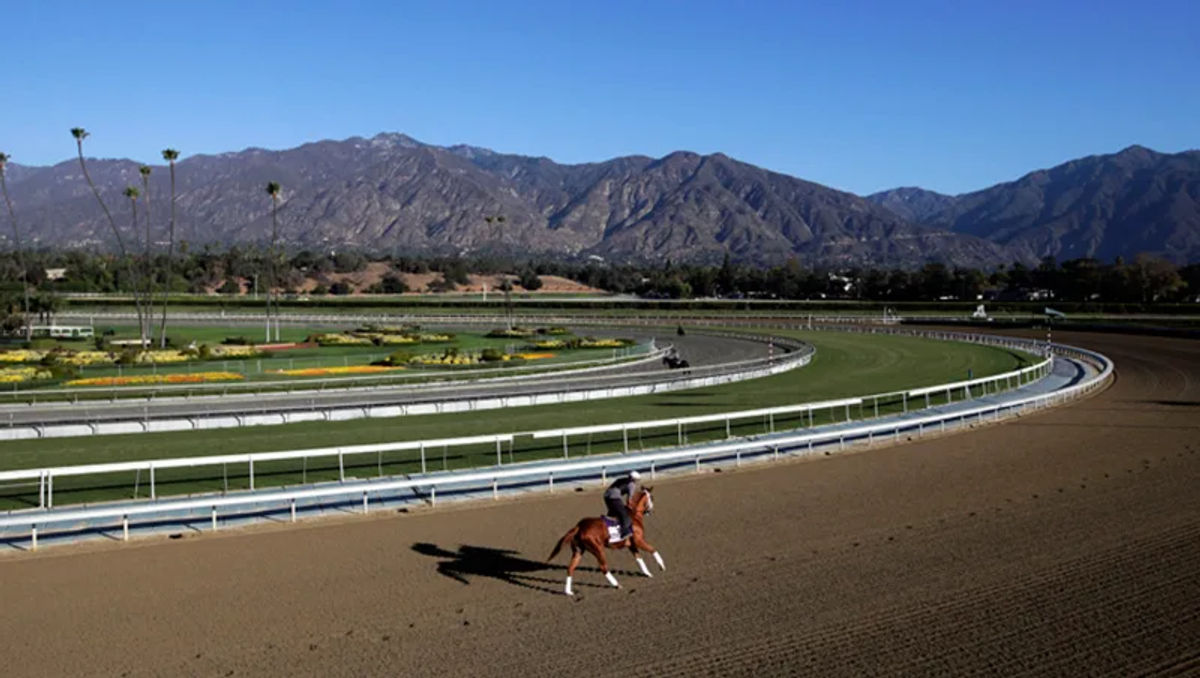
top-left (2, 246), bottom-right (1196, 308)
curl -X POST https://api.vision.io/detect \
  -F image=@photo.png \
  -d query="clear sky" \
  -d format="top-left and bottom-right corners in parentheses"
top-left (3, 0), bottom-right (1196, 195)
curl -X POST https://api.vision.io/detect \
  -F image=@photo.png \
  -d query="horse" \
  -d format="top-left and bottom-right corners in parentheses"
top-left (547, 487), bottom-right (666, 596)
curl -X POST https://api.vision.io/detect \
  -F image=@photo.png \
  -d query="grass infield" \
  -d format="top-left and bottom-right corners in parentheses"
top-left (0, 329), bottom-right (1036, 509)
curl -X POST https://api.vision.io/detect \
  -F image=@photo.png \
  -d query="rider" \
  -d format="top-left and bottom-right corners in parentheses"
top-left (604, 470), bottom-right (641, 539)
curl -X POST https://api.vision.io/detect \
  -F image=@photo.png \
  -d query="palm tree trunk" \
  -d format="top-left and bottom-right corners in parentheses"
top-left (0, 172), bottom-right (31, 342)
top-left (140, 175), bottom-right (154, 346)
top-left (159, 160), bottom-right (176, 348)
top-left (268, 199), bottom-right (278, 342)
top-left (76, 144), bottom-right (146, 344)
top-left (129, 197), bottom-right (146, 345)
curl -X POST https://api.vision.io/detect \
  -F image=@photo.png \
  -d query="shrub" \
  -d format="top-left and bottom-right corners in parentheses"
top-left (519, 269), bottom-right (543, 291)
top-left (386, 350), bottom-right (414, 365)
top-left (222, 336), bottom-right (252, 345)
top-left (116, 349), bottom-right (140, 365)
top-left (480, 348), bottom-right (505, 362)
top-left (379, 274), bottom-right (409, 294)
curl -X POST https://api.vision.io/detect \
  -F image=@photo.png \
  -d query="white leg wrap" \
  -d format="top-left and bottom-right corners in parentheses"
top-left (637, 557), bottom-right (653, 578)
top-left (565, 576), bottom-right (574, 596)
top-left (653, 551), bottom-right (666, 570)
top-left (605, 571), bottom-right (620, 588)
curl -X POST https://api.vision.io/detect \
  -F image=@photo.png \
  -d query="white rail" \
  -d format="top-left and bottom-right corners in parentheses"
top-left (0, 337), bottom-right (1047, 517)
top-left (0, 339), bottom-right (1109, 550)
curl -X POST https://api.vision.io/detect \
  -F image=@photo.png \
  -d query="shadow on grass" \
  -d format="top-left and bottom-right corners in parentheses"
top-left (412, 542), bottom-right (636, 595)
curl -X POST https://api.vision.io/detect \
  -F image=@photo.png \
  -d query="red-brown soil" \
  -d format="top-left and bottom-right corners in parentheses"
top-left (1, 330), bottom-right (1197, 676)
top-left (220, 262), bottom-right (603, 295)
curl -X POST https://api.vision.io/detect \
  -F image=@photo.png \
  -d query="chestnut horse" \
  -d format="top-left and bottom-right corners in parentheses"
top-left (547, 487), bottom-right (666, 596)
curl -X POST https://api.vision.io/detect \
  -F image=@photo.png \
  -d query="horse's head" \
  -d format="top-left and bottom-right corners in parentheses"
top-left (634, 487), bottom-right (654, 516)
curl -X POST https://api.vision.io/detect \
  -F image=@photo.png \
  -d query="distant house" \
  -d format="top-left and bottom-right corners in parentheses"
top-left (44, 268), bottom-right (67, 281)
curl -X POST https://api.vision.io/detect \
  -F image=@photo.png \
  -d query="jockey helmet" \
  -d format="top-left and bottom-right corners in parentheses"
top-left (629, 470), bottom-right (642, 481)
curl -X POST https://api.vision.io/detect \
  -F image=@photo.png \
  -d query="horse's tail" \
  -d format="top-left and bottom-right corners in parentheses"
top-left (548, 525), bottom-right (579, 561)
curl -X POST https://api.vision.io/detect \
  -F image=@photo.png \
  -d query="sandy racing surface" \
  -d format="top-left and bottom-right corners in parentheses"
top-left (1, 330), bottom-right (1197, 676)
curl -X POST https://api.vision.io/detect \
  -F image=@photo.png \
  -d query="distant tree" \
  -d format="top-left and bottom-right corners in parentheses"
top-left (122, 185), bottom-right (148, 343)
top-left (0, 152), bottom-right (30, 340)
top-left (138, 165), bottom-right (154, 342)
top-left (217, 278), bottom-right (242, 295)
top-left (378, 274), bottom-right (409, 294)
top-left (1131, 254), bottom-right (1184, 302)
top-left (158, 148), bottom-right (180, 347)
top-left (74, 127), bottom-right (147, 341)
top-left (328, 281), bottom-right (353, 295)
top-left (518, 268), bottom-right (543, 291)
top-left (265, 181), bottom-right (281, 341)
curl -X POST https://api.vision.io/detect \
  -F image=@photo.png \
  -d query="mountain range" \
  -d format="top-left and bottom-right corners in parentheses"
top-left (2, 135), bottom-right (1197, 267)
top-left (867, 145), bottom-right (1200, 265)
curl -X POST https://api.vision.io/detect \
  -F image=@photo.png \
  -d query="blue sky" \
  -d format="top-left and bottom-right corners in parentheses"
top-left (3, 0), bottom-right (1196, 195)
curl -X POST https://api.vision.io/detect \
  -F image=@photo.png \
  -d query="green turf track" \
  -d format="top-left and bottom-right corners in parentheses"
top-left (0, 330), bottom-right (1036, 509)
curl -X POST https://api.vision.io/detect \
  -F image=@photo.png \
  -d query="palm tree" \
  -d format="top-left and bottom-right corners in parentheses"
top-left (0, 152), bottom-right (31, 341)
top-left (139, 165), bottom-right (154, 345)
top-left (485, 214), bottom-right (513, 329)
top-left (265, 181), bottom-right (281, 342)
top-left (72, 128), bottom-right (146, 343)
top-left (123, 185), bottom-right (147, 345)
top-left (158, 149), bottom-right (180, 347)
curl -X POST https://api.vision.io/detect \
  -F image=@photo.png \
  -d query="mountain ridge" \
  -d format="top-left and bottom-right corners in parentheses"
top-left (4, 135), bottom-right (1197, 265)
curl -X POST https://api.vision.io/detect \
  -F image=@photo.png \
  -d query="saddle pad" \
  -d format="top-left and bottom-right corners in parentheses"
top-left (603, 517), bottom-right (624, 543)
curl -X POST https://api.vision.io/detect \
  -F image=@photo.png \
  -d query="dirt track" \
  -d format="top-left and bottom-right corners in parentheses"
top-left (1, 330), bottom-right (1197, 677)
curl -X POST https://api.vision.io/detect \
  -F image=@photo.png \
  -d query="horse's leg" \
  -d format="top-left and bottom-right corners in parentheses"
top-left (628, 538), bottom-right (653, 578)
top-left (634, 533), bottom-right (666, 571)
top-left (565, 549), bottom-right (583, 596)
top-left (585, 538), bottom-right (619, 588)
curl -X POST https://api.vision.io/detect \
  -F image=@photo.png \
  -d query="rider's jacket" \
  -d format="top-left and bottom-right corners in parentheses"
top-left (604, 476), bottom-right (639, 502)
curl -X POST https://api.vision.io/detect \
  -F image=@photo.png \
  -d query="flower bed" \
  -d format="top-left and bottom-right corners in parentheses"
top-left (66, 372), bottom-right (246, 387)
top-left (0, 367), bottom-right (53, 383)
top-left (409, 354), bottom-right (479, 366)
top-left (312, 333), bottom-right (374, 346)
top-left (530, 339), bottom-right (568, 349)
top-left (272, 365), bottom-right (406, 377)
top-left (58, 351), bottom-right (116, 366)
top-left (208, 345), bottom-right (263, 358)
top-left (578, 338), bottom-right (635, 348)
top-left (368, 334), bottom-right (420, 345)
top-left (133, 350), bottom-right (190, 364)
top-left (0, 350), bottom-right (44, 363)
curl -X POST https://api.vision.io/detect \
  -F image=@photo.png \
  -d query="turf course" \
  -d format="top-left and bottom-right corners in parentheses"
top-left (0, 330), bottom-right (1036, 509)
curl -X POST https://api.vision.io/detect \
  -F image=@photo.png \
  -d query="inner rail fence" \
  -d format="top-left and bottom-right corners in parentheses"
top-left (0, 333), bottom-right (810, 439)
top-left (0, 335), bottom-right (1048, 515)
top-left (0, 336), bottom-right (1108, 550)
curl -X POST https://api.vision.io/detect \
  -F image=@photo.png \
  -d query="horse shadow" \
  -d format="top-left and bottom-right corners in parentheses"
top-left (412, 542), bottom-right (638, 595)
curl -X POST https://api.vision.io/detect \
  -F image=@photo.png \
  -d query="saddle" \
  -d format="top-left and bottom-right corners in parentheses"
top-left (602, 517), bottom-right (626, 544)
